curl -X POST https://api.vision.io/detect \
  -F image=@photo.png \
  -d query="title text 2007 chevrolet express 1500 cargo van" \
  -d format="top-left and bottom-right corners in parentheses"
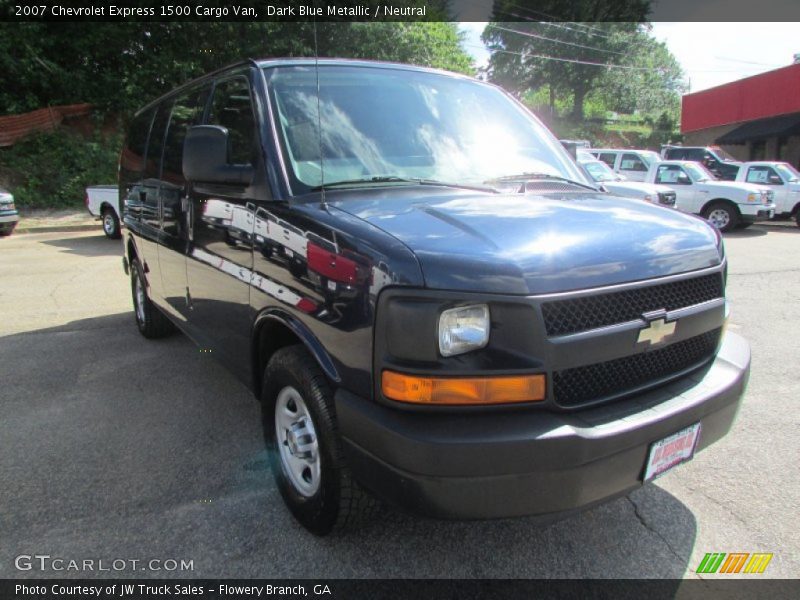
top-left (120, 59), bottom-right (750, 535)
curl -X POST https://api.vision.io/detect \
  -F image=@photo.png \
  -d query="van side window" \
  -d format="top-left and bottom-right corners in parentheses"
top-left (162, 87), bottom-right (210, 183)
top-left (147, 101), bottom-right (173, 178)
top-left (208, 77), bottom-right (256, 165)
top-left (121, 110), bottom-right (154, 173)
top-left (140, 102), bottom-right (173, 229)
top-left (620, 153), bottom-right (647, 172)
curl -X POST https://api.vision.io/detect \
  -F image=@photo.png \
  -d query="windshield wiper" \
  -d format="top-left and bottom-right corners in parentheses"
top-left (311, 176), bottom-right (416, 190)
top-left (484, 172), bottom-right (598, 191)
top-left (311, 176), bottom-right (497, 193)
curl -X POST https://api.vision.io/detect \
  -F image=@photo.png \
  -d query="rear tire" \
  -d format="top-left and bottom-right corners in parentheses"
top-left (130, 258), bottom-right (175, 339)
top-left (795, 211), bottom-right (800, 228)
top-left (703, 202), bottom-right (739, 233)
top-left (262, 345), bottom-right (379, 535)
top-left (102, 208), bottom-right (121, 239)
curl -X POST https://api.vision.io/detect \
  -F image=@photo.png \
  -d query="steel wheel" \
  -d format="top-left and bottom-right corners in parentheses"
top-left (101, 209), bottom-right (121, 239)
top-left (274, 386), bottom-right (321, 497)
top-left (134, 273), bottom-right (146, 325)
top-left (707, 208), bottom-right (731, 230)
top-left (703, 202), bottom-right (739, 232)
top-left (103, 213), bottom-right (115, 236)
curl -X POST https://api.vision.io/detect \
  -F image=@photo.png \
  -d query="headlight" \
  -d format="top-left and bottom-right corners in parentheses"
top-left (438, 304), bottom-right (490, 357)
top-left (0, 202), bottom-right (15, 211)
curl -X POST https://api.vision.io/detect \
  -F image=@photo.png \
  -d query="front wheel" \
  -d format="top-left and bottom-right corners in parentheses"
top-left (102, 208), bottom-right (121, 239)
top-left (262, 346), bottom-right (379, 535)
top-left (703, 202), bottom-right (739, 233)
top-left (795, 211), bottom-right (800, 228)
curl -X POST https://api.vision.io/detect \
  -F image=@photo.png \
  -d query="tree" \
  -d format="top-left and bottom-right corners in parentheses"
top-left (0, 22), bottom-right (473, 116)
top-left (594, 28), bottom-right (687, 120)
top-left (481, 0), bottom-right (684, 120)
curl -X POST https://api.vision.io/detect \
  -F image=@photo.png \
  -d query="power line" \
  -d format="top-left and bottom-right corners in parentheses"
top-left (485, 23), bottom-right (629, 56)
top-left (467, 43), bottom-right (661, 71)
top-left (500, 2), bottom-right (612, 36)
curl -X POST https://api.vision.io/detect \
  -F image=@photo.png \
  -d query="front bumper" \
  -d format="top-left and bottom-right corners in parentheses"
top-left (740, 203), bottom-right (775, 222)
top-left (336, 331), bottom-right (750, 520)
top-left (0, 211), bottom-right (19, 232)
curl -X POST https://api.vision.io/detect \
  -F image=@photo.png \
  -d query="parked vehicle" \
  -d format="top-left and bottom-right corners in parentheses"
top-left (121, 59), bottom-right (750, 535)
top-left (645, 160), bottom-right (774, 231)
top-left (85, 185), bottom-right (122, 238)
top-left (590, 148), bottom-right (662, 182)
top-left (579, 158), bottom-right (676, 207)
top-left (734, 161), bottom-right (800, 226)
top-left (0, 188), bottom-right (19, 236)
top-left (660, 146), bottom-right (742, 181)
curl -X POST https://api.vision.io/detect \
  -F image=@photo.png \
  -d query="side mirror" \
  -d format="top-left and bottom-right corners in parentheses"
top-left (183, 125), bottom-right (253, 185)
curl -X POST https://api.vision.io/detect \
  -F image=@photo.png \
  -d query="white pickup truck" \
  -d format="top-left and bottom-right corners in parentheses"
top-left (644, 160), bottom-right (775, 232)
top-left (85, 185), bottom-right (121, 238)
top-left (578, 157), bottom-right (676, 208)
top-left (734, 161), bottom-right (800, 227)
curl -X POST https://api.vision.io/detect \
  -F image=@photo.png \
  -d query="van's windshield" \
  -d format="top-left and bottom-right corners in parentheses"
top-left (265, 65), bottom-right (588, 194)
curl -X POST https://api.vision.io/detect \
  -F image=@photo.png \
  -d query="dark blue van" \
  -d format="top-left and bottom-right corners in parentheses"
top-left (120, 59), bottom-right (750, 535)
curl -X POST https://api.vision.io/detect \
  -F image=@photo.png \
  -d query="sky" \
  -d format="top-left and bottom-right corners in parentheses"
top-left (459, 22), bottom-right (800, 93)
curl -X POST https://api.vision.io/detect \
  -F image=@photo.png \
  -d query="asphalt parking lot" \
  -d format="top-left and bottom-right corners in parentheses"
top-left (0, 224), bottom-right (798, 579)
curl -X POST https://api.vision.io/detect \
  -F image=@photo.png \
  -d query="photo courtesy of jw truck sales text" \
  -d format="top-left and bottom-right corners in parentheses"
top-left (119, 57), bottom-right (746, 534)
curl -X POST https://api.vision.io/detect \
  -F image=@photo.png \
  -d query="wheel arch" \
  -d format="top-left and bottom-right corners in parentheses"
top-left (252, 309), bottom-right (340, 396)
top-left (100, 201), bottom-right (117, 216)
top-left (126, 236), bottom-right (139, 262)
top-left (701, 198), bottom-right (741, 216)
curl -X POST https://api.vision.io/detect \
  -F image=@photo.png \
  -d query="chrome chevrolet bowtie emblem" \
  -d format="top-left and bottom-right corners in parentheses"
top-left (637, 318), bottom-right (676, 345)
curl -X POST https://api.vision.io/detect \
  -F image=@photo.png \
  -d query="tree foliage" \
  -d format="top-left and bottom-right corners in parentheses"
top-left (0, 22), bottom-right (473, 117)
top-left (481, 1), bottom-right (685, 121)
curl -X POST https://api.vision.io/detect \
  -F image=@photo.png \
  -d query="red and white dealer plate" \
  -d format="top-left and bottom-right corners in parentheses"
top-left (644, 423), bottom-right (702, 481)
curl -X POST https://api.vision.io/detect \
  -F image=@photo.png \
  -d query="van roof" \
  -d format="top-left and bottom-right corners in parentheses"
top-left (134, 57), bottom-right (476, 117)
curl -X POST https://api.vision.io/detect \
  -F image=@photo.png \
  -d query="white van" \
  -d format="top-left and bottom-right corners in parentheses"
top-left (590, 149), bottom-right (661, 182)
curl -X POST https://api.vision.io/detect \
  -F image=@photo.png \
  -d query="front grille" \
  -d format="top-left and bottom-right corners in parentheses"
top-left (553, 328), bottom-right (721, 408)
top-left (541, 273), bottom-right (723, 336)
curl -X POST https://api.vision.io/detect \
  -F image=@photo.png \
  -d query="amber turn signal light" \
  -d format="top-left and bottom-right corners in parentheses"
top-left (381, 371), bottom-right (546, 405)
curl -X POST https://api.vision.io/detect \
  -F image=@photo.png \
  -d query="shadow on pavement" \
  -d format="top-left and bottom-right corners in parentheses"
top-left (723, 227), bottom-right (767, 238)
top-left (42, 234), bottom-right (124, 257)
top-left (0, 313), bottom-right (696, 579)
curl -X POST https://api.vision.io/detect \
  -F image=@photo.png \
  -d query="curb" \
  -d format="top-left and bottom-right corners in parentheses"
top-left (15, 224), bottom-right (100, 234)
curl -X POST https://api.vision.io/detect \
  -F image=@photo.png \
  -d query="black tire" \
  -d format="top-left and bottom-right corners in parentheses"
top-left (795, 212), bottom-right (800, 228)
top-left (130, 258), bottom-right (175, 339)
top-left (703, 202), bottom-right (739, 233)
top-left (262, 345), bottom-right (379, 535)
top-left (102, 207), bottom-right (121, 239)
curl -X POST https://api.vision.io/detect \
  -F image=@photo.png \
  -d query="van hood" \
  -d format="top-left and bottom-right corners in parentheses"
top-left (328, 187), bottom-right (722, 295)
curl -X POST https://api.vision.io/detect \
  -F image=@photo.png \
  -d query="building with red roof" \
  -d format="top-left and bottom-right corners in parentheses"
top-left (681, 61), bottom-right (800, 167)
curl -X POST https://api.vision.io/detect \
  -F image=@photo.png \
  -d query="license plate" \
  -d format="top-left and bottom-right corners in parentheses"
top-left (644, 423), bottom-right (701, 481)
